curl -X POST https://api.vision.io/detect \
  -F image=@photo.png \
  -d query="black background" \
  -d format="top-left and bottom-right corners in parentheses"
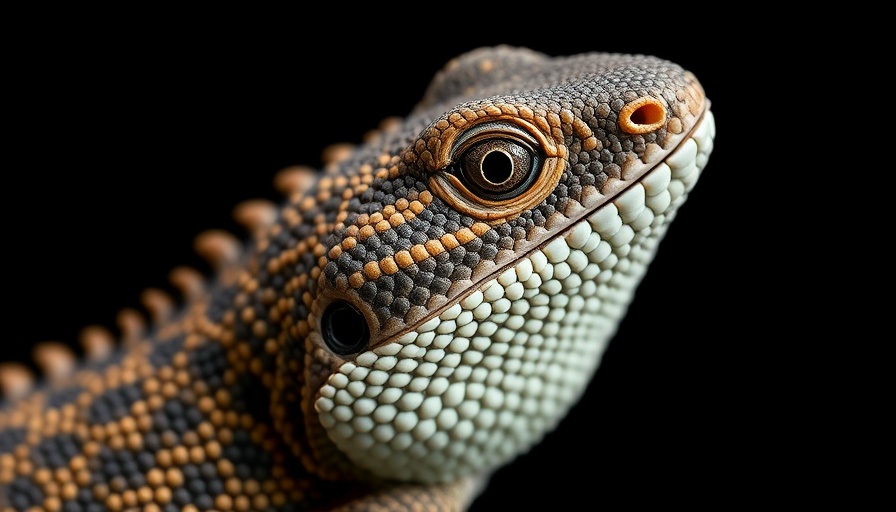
top-left (4, 16), bottom-right (775, 509)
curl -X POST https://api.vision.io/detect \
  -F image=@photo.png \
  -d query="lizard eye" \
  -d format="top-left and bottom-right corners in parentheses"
top-left (450, 134), bottom-right (541, 201)
top-left (322, 300), bottom-right (370, 355)
top-left (427, 119), bottom-right (564, 221)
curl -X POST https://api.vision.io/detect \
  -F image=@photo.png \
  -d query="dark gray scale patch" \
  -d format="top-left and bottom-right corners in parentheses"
top-left (430, 254), bottom-right (454, 293)
top-left (425, 224), bottom-right (445, 239)
top-left (45, 385), bottom-right (85, 408)
top-left (324, 261), bottom-right (340, 280)
top-left (88, 446), bottom-right (148, 492)
top-left (450, 266), bottom-right (472, 281)
top-left (377, 275), bottom-right (395, 292)
top-left (358, 192), bottom-right (379, 211)
top-left (87, 382), bottom-right (143, 424)
top-left (414, 271), bottom-right (434, 289)
top-left (380, 229), bottom-right (399, 247)
top-left (416, 208), bottom-right (433, 223)
top-left (444, 220), bottom-right (462, 234)
top-left (391, 297), bottom-right (411, 317)
top-left (237, 306), bottom-right (273, 355)
top-left (140, 431), bottom-right (164, 457)
top-left (31, 433), bottom-right (83, 468)
top-left (364, 234), bottom-right (382, 252)
top-left (320, 196), bottom-right (343, 218)
top-left (373, 291), bottom-right (393, 309)
top-left (479, 242), bottom-right (499, 260)
top-left (61, 486), bottom-right (105, 511)
top-left (498, 236), bottom-right (515, 250)
top-left (336, 252), bottom-right (359, 274)
top-left (227, 373), bottom-right (270, 420)
top-left (448, 246), bottom-right (466, 264)
top-left (294, 303), bottom-right (309, 325)
top-left (556, 196), bottom-right (573, 214)
top-left (409, 286), bottom-right (430, 306)
top-left (392, 236), bottom-right (412, 254)
top-left (4, 476), bottom-right (44, 509)
top-left (151, 398), bottom-right (204, 436)
top-left (402, 264), bottom-right (419, 279)
top-left (186, 339), bottom-right (228, 389)
top-left (299, 251), bottom-right (316, 273)
top-left (554, 183), bottom-right (569, 200)
top-left (270, 274), bottom-right (286, 289)
top-left (374, 308), bottom-right (391, 324)
top-left (0, 427), bottom-right (26, 453)
top-left (394, 271), bottom-right (414, 296)
top-left (430, 277), bottom-right (451, 295)
top-left (394, 222), bottom-right (414, 241)
top-left (221, 428), bottom-right (274, 481)
top-left (346, 197), bottom-right (365, 214)
top-left (418, 258), bottom-right (437, 273)
top-left (513, 207), bottom-right (545, 231)
top-left (206, 285), bottom-right (240, 324)
top-left (431, 213), bottom-right (447, 227)
top-left (349, 244), bottom-right (367, 260)
top-left (522, 215), bottom-right (536, 230)
top-left (605, 162), bottom-right (621, 179)
top-left (176, 462), bottom-right (224, 510)
top-left (465, 237), bottom-right (483, 253)
top-left (394, 185), bottom-right (409, 201)
top-left (149, 334), bottom-right (186, 368)
top-left (433, 255), bottom-right (454, 278)
top-left (358, 281), bottom-right (377, 301)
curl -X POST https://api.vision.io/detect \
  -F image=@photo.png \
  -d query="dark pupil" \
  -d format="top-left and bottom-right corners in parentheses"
top-left (481, 150), bottom-right (514, 185)
top-left (322, 301), bottom-right (370, 355)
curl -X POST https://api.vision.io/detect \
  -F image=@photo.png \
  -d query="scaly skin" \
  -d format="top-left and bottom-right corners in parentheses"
top-left (0, 46), bottom-right (715, 511)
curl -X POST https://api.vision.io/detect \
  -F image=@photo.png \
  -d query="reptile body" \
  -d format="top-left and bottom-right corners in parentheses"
top-left (0, 46), bottom-right (715, 511)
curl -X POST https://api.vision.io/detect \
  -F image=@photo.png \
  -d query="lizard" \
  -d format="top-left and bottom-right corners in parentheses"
top-left (0, 45), bottom-right (715, 511)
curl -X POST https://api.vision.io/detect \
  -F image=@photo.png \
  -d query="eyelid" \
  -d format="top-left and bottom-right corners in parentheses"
top-left (449, 121), bottom-right (540, 163)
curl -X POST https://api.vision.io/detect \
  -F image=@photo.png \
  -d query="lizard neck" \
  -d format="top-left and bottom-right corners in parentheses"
top-left (163, 213), bottom-right (364, 483)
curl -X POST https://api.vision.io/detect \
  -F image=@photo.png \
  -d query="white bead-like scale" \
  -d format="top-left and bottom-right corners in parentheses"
top-left (316, 111), bottom-right (716, 483)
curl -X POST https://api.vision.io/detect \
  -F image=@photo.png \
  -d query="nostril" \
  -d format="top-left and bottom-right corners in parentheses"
top-left (322, 300), bottom-right (370, 355)
top-left (619, 96), bottom-right (666, 134)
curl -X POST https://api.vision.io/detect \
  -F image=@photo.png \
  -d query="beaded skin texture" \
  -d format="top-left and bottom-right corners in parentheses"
top-left (0, 46), bottom-right (714, 511)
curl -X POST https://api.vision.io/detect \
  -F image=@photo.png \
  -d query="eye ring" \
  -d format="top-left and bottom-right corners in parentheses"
top-left (451, 135), bottom-right (541, 201)
top-left (428, 117), bottom-right (567, 222)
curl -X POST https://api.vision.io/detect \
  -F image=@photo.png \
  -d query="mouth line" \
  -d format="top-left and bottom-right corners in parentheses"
top-left (368, 108), bottom-right (710, 350)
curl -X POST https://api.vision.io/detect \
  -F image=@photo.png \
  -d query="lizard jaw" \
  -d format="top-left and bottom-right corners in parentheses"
top-left (313, 109), bottom-right (715, 483)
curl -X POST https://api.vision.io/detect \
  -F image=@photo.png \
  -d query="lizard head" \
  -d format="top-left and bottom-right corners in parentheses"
top-left (267, 46), bottom-right (714, 484)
